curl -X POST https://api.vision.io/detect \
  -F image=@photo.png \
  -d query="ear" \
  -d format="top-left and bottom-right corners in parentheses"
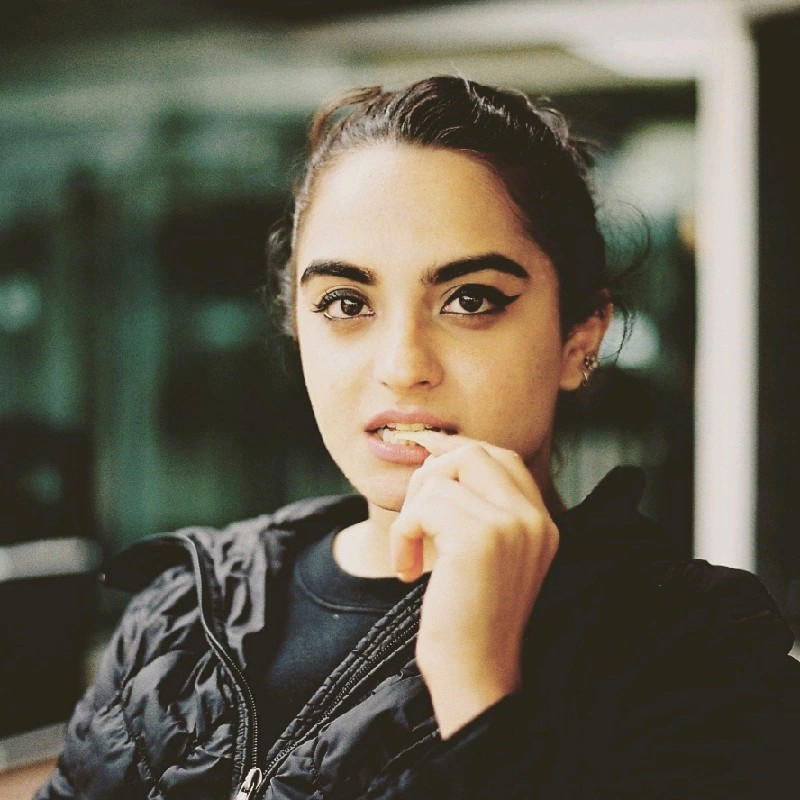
top-left (559, 302), bottom-right (614, 391)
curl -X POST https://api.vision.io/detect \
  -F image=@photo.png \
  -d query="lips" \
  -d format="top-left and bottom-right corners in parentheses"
top-left (364, 409), bottom-right (458, 434)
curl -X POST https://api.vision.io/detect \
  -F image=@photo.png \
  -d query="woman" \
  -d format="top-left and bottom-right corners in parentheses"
top-left (36, 77), bottom-right (799, 800)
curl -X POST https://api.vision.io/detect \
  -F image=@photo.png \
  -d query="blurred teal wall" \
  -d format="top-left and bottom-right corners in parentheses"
top-left (0, 15), bottom-right (696, 561)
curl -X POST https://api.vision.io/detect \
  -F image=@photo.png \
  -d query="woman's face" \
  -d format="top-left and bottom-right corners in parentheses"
top-left (294, 143), bottom-right (581, 511)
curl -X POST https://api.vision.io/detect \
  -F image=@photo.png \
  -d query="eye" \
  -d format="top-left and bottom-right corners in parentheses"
top-left (441, 284), bottom-right (521, 316)
top-left (311, 288), bottom-right (374, 320)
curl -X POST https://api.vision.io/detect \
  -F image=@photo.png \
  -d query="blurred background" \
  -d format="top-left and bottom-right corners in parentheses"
top-left (1, 0), bottom-right (798, 785)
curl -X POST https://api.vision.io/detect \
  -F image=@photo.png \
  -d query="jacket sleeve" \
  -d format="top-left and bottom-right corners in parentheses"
top-left (364, 567), bottom-right (800, 800)
top-left (33, 567), bottom-right (191, 800)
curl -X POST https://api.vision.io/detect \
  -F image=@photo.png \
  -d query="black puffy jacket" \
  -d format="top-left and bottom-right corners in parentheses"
top-left (35, 467), bottom-right (800, 799)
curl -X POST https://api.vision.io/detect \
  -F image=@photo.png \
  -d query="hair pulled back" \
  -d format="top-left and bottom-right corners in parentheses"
top-left (267, 75), bottom-right (624, 342)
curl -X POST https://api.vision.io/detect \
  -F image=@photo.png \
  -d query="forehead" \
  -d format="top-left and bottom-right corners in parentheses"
top-left (295, 142), bottom-right (549, 277)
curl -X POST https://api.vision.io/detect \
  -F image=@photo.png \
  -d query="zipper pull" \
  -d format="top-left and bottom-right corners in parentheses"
top-left (235, 767), bottom-right (263, 800)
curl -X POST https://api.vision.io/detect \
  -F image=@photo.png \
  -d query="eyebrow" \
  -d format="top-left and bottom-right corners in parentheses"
top-left (298, 253), bottom-right (531, 287)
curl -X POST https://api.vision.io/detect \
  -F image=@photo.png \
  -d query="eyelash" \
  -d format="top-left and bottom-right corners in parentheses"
top-left (311, 284), bottom-right (521, 321)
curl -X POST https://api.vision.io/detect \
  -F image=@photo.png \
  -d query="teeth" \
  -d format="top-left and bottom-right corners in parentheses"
top-left (390, 423), bottom-right (434, 431)
top-left (378, 428), bottom-right (414, 447)
top-left (377, 427), bottom-right (427, 445)
top-left (371, 422), bottom-right (452, 445)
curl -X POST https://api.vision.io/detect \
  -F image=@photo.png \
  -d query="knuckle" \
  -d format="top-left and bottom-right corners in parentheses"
top-left (533, 519), bottom-right (559, 554)
top-left (461, 442), bottom-right (486, 459)
top-left (496, 510), bottom-right (521, 534)
top-left (522, 507), bottom-right (545, 532)
top-left (547, 522), bottom-right (561, 552)
top-left (479, 512), bottom-right (523, 548)
top-left (423, 474), bottom-right (451, 497)
top-left (498, 447), bottom-right (522, 463)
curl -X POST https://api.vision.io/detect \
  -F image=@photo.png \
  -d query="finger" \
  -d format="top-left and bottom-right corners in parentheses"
top-left (394, 537), bottom-right (423, 583)
top-left (394, 429), bottom-right (467, 456)
top-left (400, 430), bottom-right (541, 505)
top-left (406, 432), bottom-right (547, 525)
top-left (409, 445), bottom-right (526, 524)
top-left (391, 476), bottom-right (496, 581)
top-left (391, 497), bottom-right (427, 580)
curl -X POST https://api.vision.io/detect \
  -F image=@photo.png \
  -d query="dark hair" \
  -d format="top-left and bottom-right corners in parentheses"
top-left (266, 75), bottom-right (632, 344)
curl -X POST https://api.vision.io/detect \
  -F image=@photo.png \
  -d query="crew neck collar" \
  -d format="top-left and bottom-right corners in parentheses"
top-left (295, 525), bottom-right (414, 613)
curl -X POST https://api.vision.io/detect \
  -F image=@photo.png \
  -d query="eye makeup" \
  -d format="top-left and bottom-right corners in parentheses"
top-left (310, 284), bottom-right (521, 321)
top-left (440, 284), bottom-right (521, 316)
top-left (311, 288), bottom-right (373, 319)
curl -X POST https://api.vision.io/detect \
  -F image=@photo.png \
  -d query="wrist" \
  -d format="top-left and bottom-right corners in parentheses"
top-left (426, 669), bottom-right (520, 740)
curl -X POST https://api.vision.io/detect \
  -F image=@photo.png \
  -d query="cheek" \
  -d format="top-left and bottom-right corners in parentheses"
top-left (298, 329), bottom-right (330, 402)
top-left (470, 333), bottom-right (563, 424)
top-left (485, 316), bottom-right (563, 383)
top-left (298, 329), bottom-right (363, 422)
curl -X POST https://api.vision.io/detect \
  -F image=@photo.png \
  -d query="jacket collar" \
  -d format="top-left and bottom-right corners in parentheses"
top-left (538, 465), bottom-right (675, 613)
top-left (102, 494), bottom-right (368, 593)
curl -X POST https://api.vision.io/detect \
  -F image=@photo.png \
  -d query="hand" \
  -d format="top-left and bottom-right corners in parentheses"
top-left (389, 431), bottom-right (560, 738)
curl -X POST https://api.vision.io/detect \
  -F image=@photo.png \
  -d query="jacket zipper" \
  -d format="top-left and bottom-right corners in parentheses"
top-left (175, 530), bottom-right (423, 800)
top-left (242, 587), bottom-right (425, 799)
top-left (262, 625), bottom-right (417, 783)
top-left (235, 767), bottom-right (264, 800)
top-left (175, 534), bottom-right (263, 796)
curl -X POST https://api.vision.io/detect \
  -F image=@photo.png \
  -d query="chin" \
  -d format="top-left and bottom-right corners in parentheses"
top-left (370, 496), bottom-right (404, 513)
top-left (343, 467), bottom-right (412, 512)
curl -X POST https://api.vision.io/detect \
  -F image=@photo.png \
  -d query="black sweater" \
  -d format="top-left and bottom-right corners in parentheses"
top-left (257, 526), bottom-right (412, 747)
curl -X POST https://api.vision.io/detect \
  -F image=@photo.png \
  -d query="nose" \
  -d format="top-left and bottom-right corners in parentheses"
top-left (373, 312), bottom-right (443, 392)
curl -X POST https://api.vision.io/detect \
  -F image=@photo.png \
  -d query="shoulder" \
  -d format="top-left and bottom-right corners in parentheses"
top-left (655, 558), bottom-right (779, 615)
top-left (570, 551), bottom-right (800, 708)
top-left (104, 493), bottom-right (365, 593)
top-left (96, 493), bottom-right (367, 676)
top-left (646, 558), bottom-right (796, 662)
top-left (559, 467), bottom-right (795, 657)
top-left (554, 523), bottom-right (796, 689)
top-left (92, 564), bottom-right (201, 706)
